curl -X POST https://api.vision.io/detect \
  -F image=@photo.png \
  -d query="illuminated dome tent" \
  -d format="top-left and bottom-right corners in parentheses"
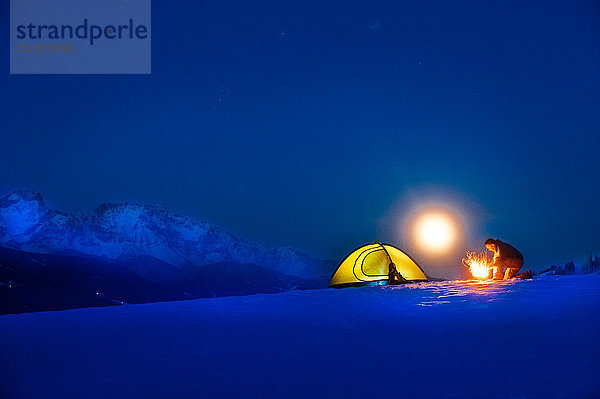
top-left (330, 243), bottom-right (427, 288)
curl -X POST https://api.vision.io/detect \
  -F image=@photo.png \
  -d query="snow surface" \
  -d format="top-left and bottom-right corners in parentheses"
top-left (1, 275), bottom-right (599, 399)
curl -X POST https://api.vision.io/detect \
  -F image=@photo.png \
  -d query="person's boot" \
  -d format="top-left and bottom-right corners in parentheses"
top-left (516, 270), bottom-right (532, 279)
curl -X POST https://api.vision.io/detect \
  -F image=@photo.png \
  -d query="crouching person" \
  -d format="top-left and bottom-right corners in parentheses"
top-left (388, 262), bottom-right (407, 285)
top-left (485, 238), bottom-right (524, 280)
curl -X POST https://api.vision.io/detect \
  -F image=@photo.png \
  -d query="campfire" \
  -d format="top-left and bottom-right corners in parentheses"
top-left (462, 251), bottom-right (490, 279)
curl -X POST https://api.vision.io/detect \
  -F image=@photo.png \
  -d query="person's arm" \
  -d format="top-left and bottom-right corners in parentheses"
top-left (492, 248), bottom-right (500, 265)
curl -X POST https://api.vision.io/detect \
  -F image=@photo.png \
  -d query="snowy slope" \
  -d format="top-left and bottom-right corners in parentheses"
top-left (0, 190), bottom-right (331, 279)
top-left (0, 246), bottom-right (327, 314)
top-left (1, 275), bottom-right (599, 399)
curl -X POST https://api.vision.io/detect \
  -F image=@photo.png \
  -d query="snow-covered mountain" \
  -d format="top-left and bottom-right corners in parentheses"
top-left (0, 190), bottom-right (331, 279)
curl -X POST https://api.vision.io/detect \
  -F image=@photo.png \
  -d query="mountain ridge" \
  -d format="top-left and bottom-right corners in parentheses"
top-left (0, 190), bottom-right (333, 279)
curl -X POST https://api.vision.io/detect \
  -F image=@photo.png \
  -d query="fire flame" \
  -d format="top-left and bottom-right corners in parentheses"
top-left (462, 251), bottom-right (490, 279)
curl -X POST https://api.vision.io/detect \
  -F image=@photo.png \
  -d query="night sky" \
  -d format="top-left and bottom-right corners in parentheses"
top-left (1, 0), bottom-right (599, 272)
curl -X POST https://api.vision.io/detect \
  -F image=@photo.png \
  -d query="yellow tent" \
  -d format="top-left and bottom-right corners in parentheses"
top-left (330, 242), bottom-right (427, 287)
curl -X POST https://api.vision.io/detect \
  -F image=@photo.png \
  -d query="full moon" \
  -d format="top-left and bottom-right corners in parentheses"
top-left (411, 209), bottom-right (459, 254)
